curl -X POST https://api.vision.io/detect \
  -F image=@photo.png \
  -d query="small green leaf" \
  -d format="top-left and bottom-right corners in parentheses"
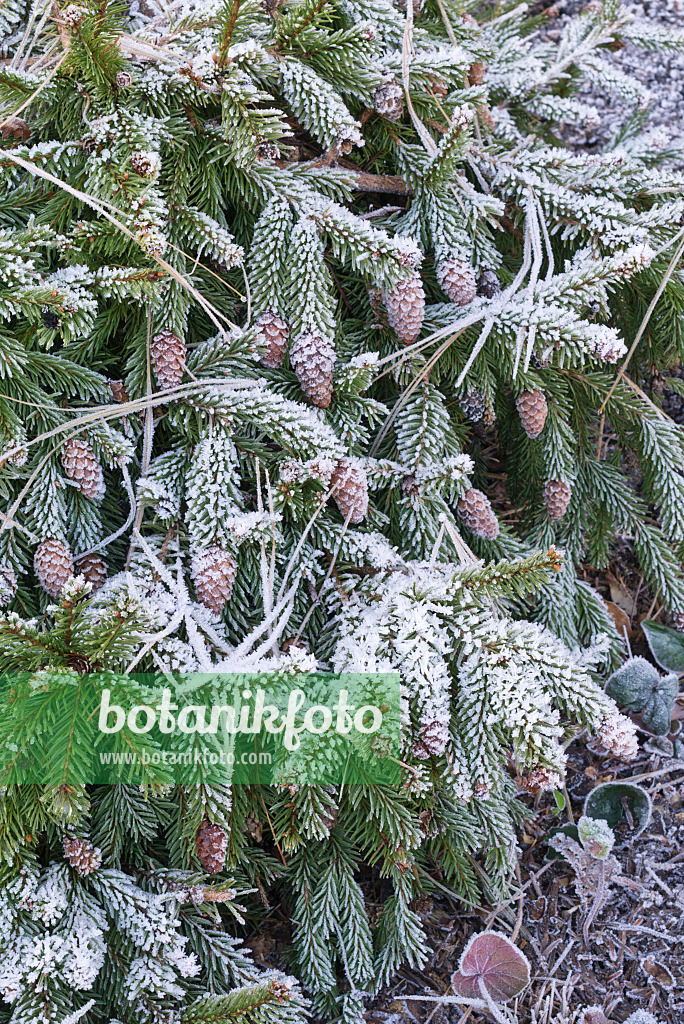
top-left (584, 781), bottom-right (651, 843)
top-left (641, 620), bottom-right (684, 673)
top-left (553, 790), bottom-right (565, 810)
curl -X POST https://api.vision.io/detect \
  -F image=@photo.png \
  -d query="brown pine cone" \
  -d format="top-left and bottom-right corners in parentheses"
top-left (543, 480), bottom-right (572, 521)
top-left (61, 438), bottom-right (105, 500)
top-left (76, 553), bottom-right (108, 592)
top-left (63, 836), bottom-right (102, 876)
top-left (246, 812), bottom-right (264, 842)
top-left (383, 272), bottom-right (425, 345)
top-left (456, 488), bottom-right (499, 539)
top-left (331, 458), bottom-right (369, 524)
top-left (0, 566), bottom-right (17, 606)
top-left (412, 717), bottom-right (448, 759)
top-left (289, 330), bottom-right (335, 408)
top-left (516, 390), bottom-right (548, 439)
top-left (374, 80), bottom-right (404, 122)
top-left (151, 329), bottom-right (186, 390)
top-left (477, 269), bottom-right (501, 298)
top-left (34, 539), bottom-right (74, 598)
top-left (255, 310), bottom-right (290, 369)
top-left (468, 62), bottom-right (486, 86)
top-left (192, 545), bottom-right (238, 614)
top-left (108, 378), bottom-right (130, 403)
top-left (195, 819), bottom-right (228, 874)
top-left (0, 116), bottom-right (30, 141)
top-left (436, 257), bottom-right (477, 306)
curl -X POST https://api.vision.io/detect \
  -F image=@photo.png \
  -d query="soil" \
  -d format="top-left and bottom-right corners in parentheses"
top-left (365, 733), bottom-right (684, 1024)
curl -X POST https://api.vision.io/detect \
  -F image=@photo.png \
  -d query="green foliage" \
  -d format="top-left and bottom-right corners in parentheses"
top-left (0, 0), bottom-right (682, 1019)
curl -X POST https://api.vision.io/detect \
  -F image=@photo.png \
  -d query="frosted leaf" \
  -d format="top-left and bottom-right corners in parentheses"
top-left (450, 931), bottom-right (530, 1001)
top-left (577, 815), bottom-right (615, 860)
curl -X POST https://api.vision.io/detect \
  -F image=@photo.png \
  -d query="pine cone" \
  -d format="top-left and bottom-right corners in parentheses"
top-left (130, 150), bottom-right (161, 177)
top-left (1, 439), bottom-right (27, 466)
top-left (34, 539), bottom-right (74, 598)
top-left (516, 390), bottom-right (548, 439)
top-left (108, 378), bottom-right (130, 403)
top-left (0, 566), bottom-right (17, 606)
top-left (255, 310), bottom-right (289, 369)
top-left (63, 836), bottom-right (102, 876)
top-left (598, 711), bottom-right (638, 761)
top-left (468, 62), bottom-right (486, 86)
top-left (477, 269), bottom-right (501, 298)
top-left (374, 80), bottom-right (404, 122)
top-left (192, 545), bottom-right (238, 614)
top-left (383, 272), bottom-right (425, 345)
top-left (76, 553), bottom-right (107, 592)
top-left (671, 612), bottom-right (684, 633)
top-left (517, 765), bottom-right (563, 794)
top-left (61, 438), bottom-right (105, 500)
top-left (543, 480), bottom-right (572, 521)
top-left (195, 819), bottom-right (228, 874)
top-left (290, 330), bottom-right (335, 408)
top-left (116, 70), bottom-right (132, 88)
top-left (457, 488), bottom-right (499, 539)
top-left (436, 257), bottom-right (477, 306)
top-left (62, 3), bottom-right (86, 27)
top-left (331, 458), bottom-right (369, 524)
top-left (412, 718), bottom-right (449, 759)
top-left (459, 388), bottom-right (485, 422)
top-left (41, 305), bottom-right (61, 329)
top-left (1, 116), bottom-right (30, 141)
top-left (151, 329), bottom-right (186, 390)
top-left (246, 812), bottom-right (264, 842)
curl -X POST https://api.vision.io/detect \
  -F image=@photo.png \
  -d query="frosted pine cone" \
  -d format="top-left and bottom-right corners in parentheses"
top-left (518, 765), bottom-right (563, 794)
top-left (34, 539), bottom-right (74, 598)
top-left (0, 566), bottom-right (17, 606)
top-left (412, 718), bottom-right (449, 759)
top-left (195, 819), bottom-right (228, 874)
top-left (516, 390), bottom-right (548, 439)
top-left (436, 257), bottom-right (477, 306)
top-left (374, 80), bottom-right (404, 122)
top-left (457, 488), bottom-right (499, 539)
top-left (598, 711), bottom-right (638, 761)
top-left (477, 269), bottom-right (501, 298)
top-left (459, 388), bottom-right (485, 422)
top-left (63, 836), bottom-right (102, 876)
top-left (331, 458), bottom-right (369, 524)
top-left (151, 329), bottom-right (186, 390)
top-left (290, 330), bottom-right (335, 408)
top-left (543, 480), bottom-right (572, 521)
top-left (61, 438), bottom-right (105, 500)
top-left (62, 3), bottom-right (85, 27)
top-left (76, 553), bottom-right (107, 592)
top-left (1, 440), bottom-right (27, 466)
top-left (468, 62), bottom-right (486, 86)
top-left (192, 545), bottom-right (238, 614)
top-left (116, 70), bottom-right (132, 88)
top-left (130, 150), bottom-right (161, 177)
top-left (255, 310), bottom-right (289, 369)
top-left (383, 272), bottom-right (425, 345)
